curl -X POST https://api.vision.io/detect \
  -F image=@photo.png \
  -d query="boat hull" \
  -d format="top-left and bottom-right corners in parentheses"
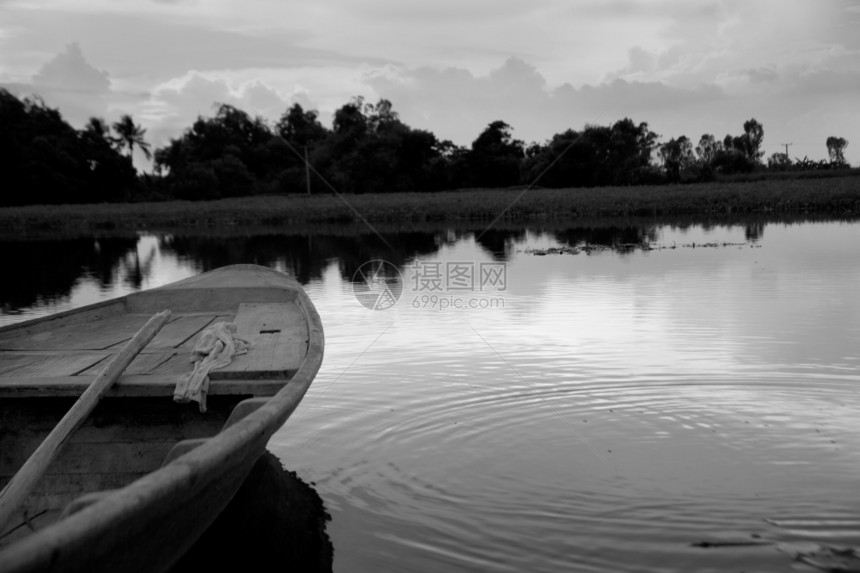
top-left (0, 265), bottom-right (324, 572)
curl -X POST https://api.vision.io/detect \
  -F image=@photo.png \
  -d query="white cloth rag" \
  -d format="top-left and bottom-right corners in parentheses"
top-left (174, 322), bottom-right (250, 412)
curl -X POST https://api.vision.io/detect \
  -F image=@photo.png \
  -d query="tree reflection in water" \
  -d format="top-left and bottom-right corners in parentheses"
top-left (0, 216), bottom-right (816, 315)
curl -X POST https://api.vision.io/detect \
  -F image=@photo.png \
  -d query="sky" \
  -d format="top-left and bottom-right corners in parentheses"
top-left (1, 0), bottom-right (858, 168)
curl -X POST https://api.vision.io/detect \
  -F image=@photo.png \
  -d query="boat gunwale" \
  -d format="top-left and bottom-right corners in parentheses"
top-left (0, 298), bottom-right (125, 337)
top-left (0, 264), bottom-right (325, 572)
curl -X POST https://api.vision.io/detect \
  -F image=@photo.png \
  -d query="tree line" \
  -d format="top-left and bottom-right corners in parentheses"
top-left (0, 88), bottom-right (852, 206)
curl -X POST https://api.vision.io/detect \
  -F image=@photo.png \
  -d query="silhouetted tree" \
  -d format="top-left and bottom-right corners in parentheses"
top-left (659, 136), bottom-right (694, 182)
top-left (9, 87), bottom-right (838, 206)
top-left (742, 119), bottom-right (764, 163)
top-left (767, 152), bottom-right (791, 171)
top-left (604, 118), bottom-right (660, 184)
top-left (521, 119), bottom-right (660, 188)
top-left (84, 117), bottom-right (116, 147)
top-left (695, 134), bottom-right (722, 164)
top-left (331, 97), bottom-right (368, 141)
top-left (79, 117), bottom-right (138, 202)
top-left (710, 119), bottom-right (763, 174)
top-left (312, 98), bottom-right (445, 193)
top-left (154, 104), bottom-right (273, 198)
top-left (712, 146), bottom-right (756, 174)
top-left (275, 103), bottom-right (328, 148)
top-left (463, 121), bottom-right (524, 188)
top-left (112, 114), bottom-right (152, 161)
top-left (521, 129), bottom-right (585, 187)
top-left (272, 103), bottom-right (329, 192)
top-left (826, 136), bottom-right (849, 166)
top-left (365, 98), bottom-right (399, 133)
top-left (721, 119), bottom-right (764, 166)
top-left (0, 89), bottom-right (136, 205)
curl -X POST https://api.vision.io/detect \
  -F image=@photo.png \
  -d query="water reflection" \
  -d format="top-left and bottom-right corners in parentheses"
top-left (158, 232), bottom-right (447, 284)
top-left (472, 228), bottom-right (527, 260)
top-left (0, 236), bottom-right (145, 312)
top-left (3, 215), bottom-right (860, 572)
top-left (553, 225), bottom-right (659, 252)
top-left (170, 452), bottom-right (333, 572)
top-left (0, 215), bottom-right (820, 315)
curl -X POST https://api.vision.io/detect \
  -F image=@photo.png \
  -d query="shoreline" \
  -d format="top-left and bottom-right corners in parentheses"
top-left (2, 176), bottom-right (860, 235)
top-left (1, 212), bottom-right (857, 241)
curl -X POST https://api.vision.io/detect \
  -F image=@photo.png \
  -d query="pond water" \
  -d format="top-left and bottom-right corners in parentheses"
top-left (2, 217), bottom-right (860, 572)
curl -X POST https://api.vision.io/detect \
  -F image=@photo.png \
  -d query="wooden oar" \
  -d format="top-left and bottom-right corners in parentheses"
top-left (0, 309), bottom-right (172, 533)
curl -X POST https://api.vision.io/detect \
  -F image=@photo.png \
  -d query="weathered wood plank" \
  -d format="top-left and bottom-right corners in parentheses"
top-left (0, 314), bottom-right (152, 351)
top-left (0, 300), bottom-right (124, 339)
top-left (0, 353), bottom-right (110, 378)
top-left (214, 303), bottom-right (307, 379)
top-left (77, 352), bottom-right (176, 377)
top-left (145, 313), bottom-right (242, 376)
top-left (126, 287), bottom-right (287, 314)
top-left (0, 394), bottom-right (241, 543)
top-left (232, 302), bottom-right (296, 336)
top-left (0, 397), bottom-right (240, 467)
top-left (2, 442), bottom-right (175, 477)
top-left (147, 354), bottom-right (197, 376)
top-left (107, 315), bottom-right (218, 351)
top-left (5, 426), bottom-right (199, 459)
top-left (154, 267), bottom-right (301, 291)
top-left (0, 351), bottom-right (175, 378)
top-left (0, 354), bottom-right (43, 376)
top-left (0, 375), bottom-right (285, 397)
top-left (173, 315), bottom-right (235, 352)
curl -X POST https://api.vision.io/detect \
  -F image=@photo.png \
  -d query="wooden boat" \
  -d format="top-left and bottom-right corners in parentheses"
top-left (0, 264), bottom-right (324, 572)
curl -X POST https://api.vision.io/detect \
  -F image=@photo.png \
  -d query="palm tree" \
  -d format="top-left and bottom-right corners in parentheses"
top-left (112, 114), bottom-right (152, 160)
top-left (84, 117), bottom-right (113, 141)
top-left (81, 117), bottom-right (117, 155)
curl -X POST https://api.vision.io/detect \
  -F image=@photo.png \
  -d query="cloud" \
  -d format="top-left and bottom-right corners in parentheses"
top-left (159, 75), bottom-right (289, 117)
top-left (32, 42), bottom-right (109, 91)
top-left (140, 64), bottom-right (391, 147)
top-left (2, 0), bottom-right (858, 166)
top-left (606, 1), bottom-right (860, 94)
top-left (572, 79), bottom-right (725, 112)
top-left (363, 56), bottom-right (860, 165)
top-left (2, 42), bottom-right (155, 130)
top-left (791, 68), bottom-right (860, 96)
top-left (575, 0), bottom-right (718, 20)
top-left (606, 45), bottom-right (687, 82)
top-left (365, 58), bottom-right (727, 146)
top-left (743, 67), bottom-right (779, 84)
top-left (25, 42), bottom-right (112, 124)
top-left (626, 47), bottom-right (658, 74)
top-left (140, 72), bottom-right (287, 148)
top-left (0, 7), bottom-right (392, 86)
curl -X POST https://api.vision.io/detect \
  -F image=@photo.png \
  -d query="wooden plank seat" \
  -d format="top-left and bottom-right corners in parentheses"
top-left (0, 303), bottom-right (308, 399)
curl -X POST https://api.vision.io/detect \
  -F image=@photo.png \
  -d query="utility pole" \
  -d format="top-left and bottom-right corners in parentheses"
top-left (780, 142), bottom-right (793, 157)
top-left (304, 146), bottom-right (311, 195)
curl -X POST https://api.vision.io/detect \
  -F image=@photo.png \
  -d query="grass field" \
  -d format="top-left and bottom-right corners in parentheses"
top-left (2, 176), bottom-right (860, 235)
